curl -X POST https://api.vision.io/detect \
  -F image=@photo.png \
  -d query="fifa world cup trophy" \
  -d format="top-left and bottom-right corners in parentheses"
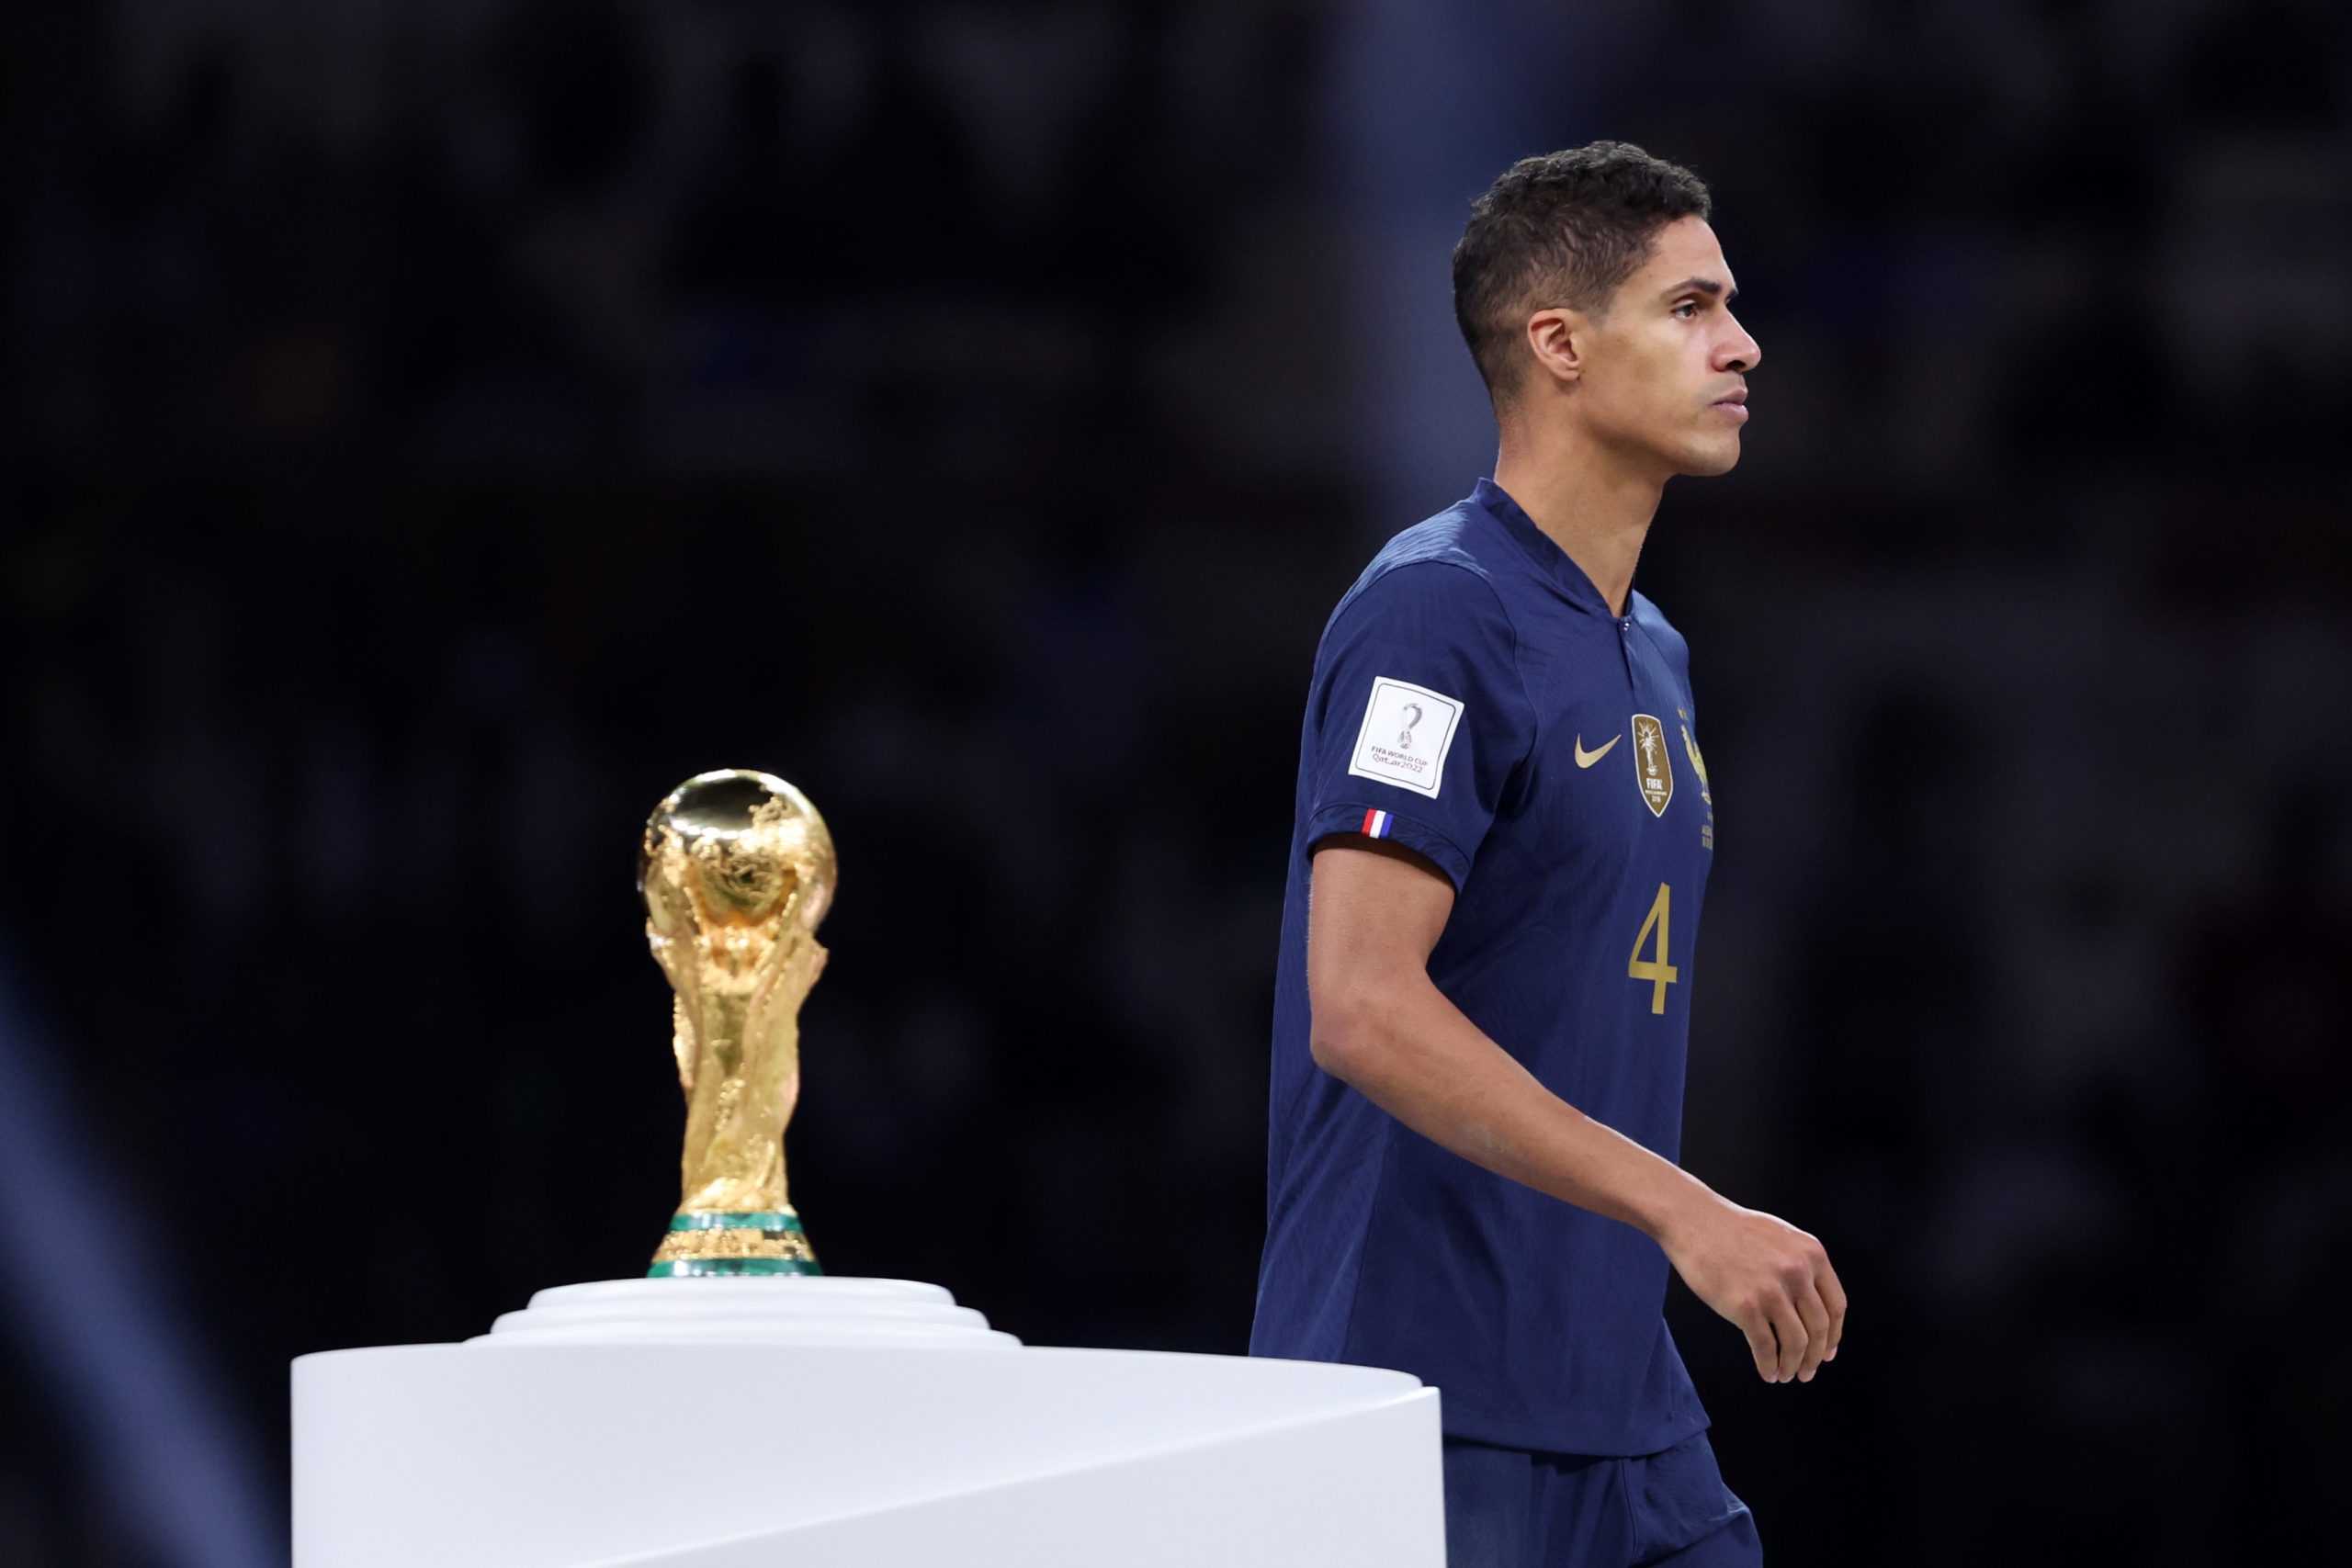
top-left (639, 770), bottom-right (835, 1277)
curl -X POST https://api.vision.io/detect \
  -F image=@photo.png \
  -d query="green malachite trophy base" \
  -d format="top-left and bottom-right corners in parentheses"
top-left (648, 1209), bottom-right (823, 1279)
top-left (648, 1258), bottom-right (821, 1278)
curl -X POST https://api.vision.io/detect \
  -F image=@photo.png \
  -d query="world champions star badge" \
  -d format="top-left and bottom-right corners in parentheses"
top-left (1631, 714), bottom-right (1672, 817)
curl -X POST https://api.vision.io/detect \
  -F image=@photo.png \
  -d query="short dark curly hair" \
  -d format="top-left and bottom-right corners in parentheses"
top-left (1453, 142), bottom-right (1713, 406)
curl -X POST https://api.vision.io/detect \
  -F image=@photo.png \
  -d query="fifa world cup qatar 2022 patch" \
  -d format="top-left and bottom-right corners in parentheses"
top-left (1347, 677), bottom-right (1462, 799)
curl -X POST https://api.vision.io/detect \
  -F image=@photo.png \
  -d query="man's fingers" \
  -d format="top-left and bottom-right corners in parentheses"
top-left (1818, 1255), bottom-right (1849, 1360)
top-left (1767, 1294), bottom-right (1807, 1382)
top-left (1739, 1309), bottom-right (1778, 1382)
top-left (1794, 1281), bottom-right (1831, 1382)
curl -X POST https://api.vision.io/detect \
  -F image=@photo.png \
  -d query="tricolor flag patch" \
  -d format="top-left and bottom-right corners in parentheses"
top-left (1361, 807), bottom-right (1394, 839)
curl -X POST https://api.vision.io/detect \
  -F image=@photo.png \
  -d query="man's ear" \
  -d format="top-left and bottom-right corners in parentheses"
top-left (1523, 307), bottom-right (1589, 391)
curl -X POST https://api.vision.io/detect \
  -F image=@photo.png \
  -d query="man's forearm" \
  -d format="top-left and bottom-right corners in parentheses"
top-left (1312, 971), bottom-right (1713, 1241)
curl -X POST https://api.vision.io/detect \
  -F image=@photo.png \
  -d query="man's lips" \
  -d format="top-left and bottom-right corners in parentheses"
top-left (1711, 388), bottom-right (1748, 423)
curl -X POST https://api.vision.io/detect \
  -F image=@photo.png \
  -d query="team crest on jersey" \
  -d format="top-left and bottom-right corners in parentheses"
top-left (1632, 714), bottom-right (1672, 817)
top-left (1682, 720), bottom-right (1713, 850)
top-left (1680, 723), bottom-right (1711, 805)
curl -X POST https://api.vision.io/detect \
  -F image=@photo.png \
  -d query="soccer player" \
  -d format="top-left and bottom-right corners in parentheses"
top-left (1250, 143), bottom-right (1844, 1566)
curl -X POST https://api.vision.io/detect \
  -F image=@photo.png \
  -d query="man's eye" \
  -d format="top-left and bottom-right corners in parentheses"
top-left (1673, 301), bottom-right (1700, 320)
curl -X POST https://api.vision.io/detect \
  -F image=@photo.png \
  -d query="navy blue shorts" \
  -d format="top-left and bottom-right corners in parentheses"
top-left (1442, 1430), bottom-right (1760, 1567)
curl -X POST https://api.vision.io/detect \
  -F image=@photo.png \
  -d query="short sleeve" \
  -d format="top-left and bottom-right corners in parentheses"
top-left (1299, 562), bottom-right (1537, 891)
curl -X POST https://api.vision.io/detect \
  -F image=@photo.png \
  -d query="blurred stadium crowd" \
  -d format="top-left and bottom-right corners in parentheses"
top-left (3, 2), bottom-right (2347, 1564)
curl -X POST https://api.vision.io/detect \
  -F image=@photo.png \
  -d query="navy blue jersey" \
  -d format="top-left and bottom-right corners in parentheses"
top-left (1250, 478), bottom-right (1719, 1457)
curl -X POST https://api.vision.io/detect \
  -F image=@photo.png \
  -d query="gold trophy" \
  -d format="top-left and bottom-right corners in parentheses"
top-left (640, 770), bottom-right (834, 1278)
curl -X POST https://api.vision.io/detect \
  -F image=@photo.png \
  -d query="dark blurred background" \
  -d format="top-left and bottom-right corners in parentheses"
top-left (3, 1), bottom-right (2348, 1564)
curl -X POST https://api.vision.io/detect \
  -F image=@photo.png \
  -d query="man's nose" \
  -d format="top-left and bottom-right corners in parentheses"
top-left (1720, 319), bottom-right (1761, 373)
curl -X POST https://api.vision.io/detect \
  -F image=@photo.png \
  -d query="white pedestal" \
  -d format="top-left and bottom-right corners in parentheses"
top-left (293, 1277), bottom-right (1443, 1567)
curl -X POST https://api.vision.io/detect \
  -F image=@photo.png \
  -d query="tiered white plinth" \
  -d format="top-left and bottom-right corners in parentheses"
top-left (476, 1277), bottom-right (1022, 1348)
top-left (294, 1276), bottom-right (1443, 1568)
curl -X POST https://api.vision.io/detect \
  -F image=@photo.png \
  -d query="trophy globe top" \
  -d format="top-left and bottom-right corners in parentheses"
top-left (639, 770), bottom-right (836, 939)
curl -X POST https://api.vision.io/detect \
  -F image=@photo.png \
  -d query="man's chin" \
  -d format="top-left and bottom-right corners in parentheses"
top-left (1674, 436), bottom-right (1742, 479)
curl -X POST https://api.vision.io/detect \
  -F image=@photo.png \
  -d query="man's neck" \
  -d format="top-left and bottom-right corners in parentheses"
top-left (1490, 427), bottom-right (1666, 617)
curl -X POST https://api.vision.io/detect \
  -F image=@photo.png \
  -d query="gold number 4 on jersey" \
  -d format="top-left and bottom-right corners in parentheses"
top-left (1627, 882), bottom-right (1679, 1015)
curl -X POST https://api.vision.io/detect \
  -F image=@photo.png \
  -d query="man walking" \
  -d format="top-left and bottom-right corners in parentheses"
top-left (1250, 142), bottom-right (1844, 1567)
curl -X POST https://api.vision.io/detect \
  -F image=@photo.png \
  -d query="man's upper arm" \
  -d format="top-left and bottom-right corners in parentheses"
top-left (1305, 838), bottom-right (1454, 1066)
top-left (1296, 559), bottom-right (1537, 891)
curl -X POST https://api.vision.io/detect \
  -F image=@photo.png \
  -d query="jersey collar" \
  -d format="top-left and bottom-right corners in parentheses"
top-left (1469, 478), bottom-right (1617, 616)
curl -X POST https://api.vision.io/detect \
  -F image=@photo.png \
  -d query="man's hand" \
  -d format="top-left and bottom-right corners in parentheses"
top-left (1657, 1193), bottom-right (1847, 1383)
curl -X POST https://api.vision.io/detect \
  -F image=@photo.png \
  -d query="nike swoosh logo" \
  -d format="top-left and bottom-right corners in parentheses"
top-left (1574, 734), bottom-right (1621, 768)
